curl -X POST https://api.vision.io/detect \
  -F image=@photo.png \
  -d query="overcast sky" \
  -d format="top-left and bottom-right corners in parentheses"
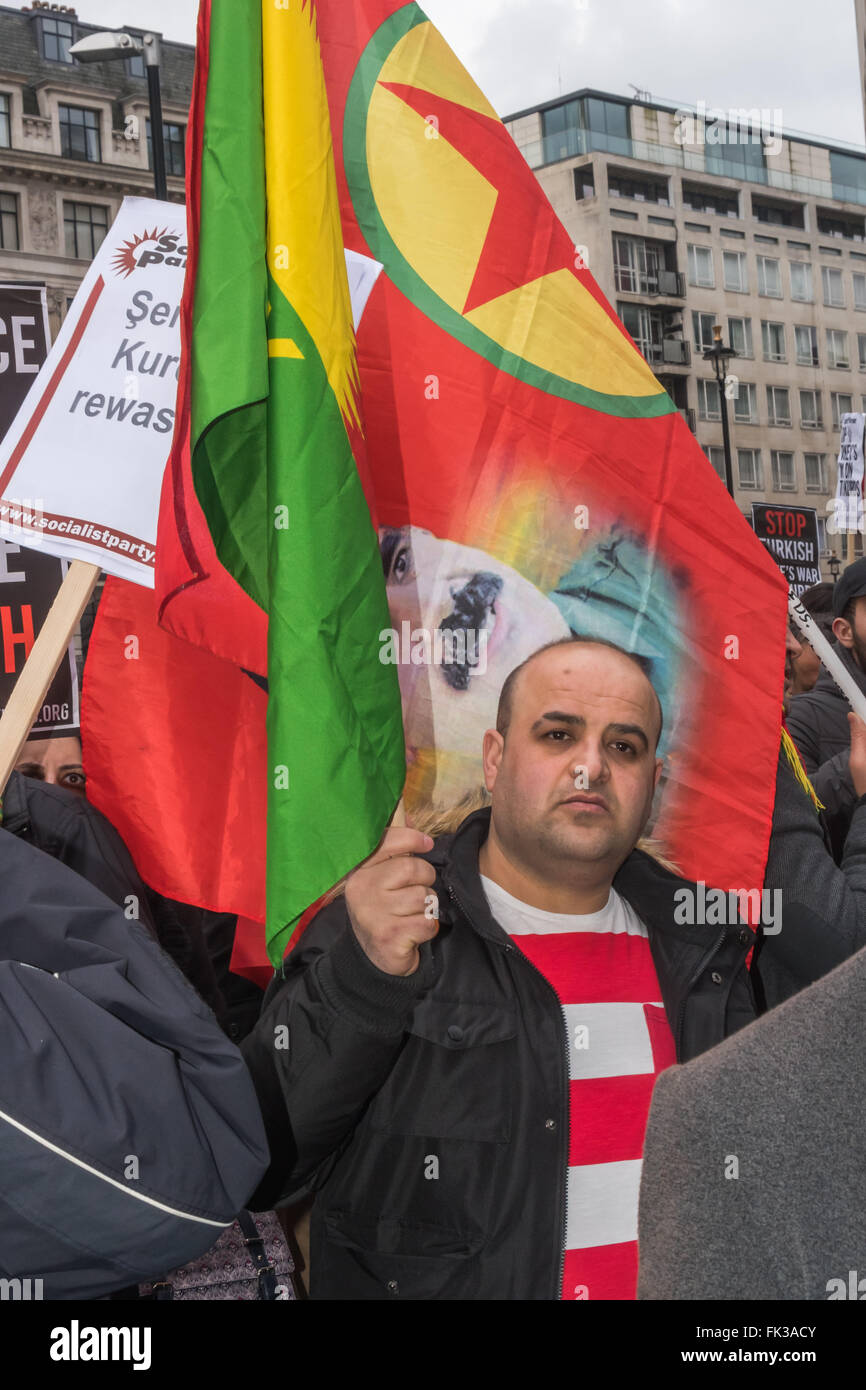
top-left (75, 0), bottom-right (866, 148)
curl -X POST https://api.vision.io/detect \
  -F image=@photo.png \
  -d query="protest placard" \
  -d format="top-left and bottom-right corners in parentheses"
top-left (0, 284), bottom-right (51, 440)
top-left (751, 502), bottom-right (822, 596)
top-left (0, 539), bottom-right (79, 735)
top-left (0, 198), bottom-right (186, 586)
top-left (833, 412), bottom-right (866, 536)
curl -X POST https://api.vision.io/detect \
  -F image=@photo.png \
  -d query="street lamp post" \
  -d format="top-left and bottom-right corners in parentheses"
top-left (825, 550), bottom-right (842, 584)
top-left (68, 31), bottom-right (167, 201)
top-left (702, 323), bottom-right (738, 499)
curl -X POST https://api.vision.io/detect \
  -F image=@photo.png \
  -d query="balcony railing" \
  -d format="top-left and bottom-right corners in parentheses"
top-left (516, 128), bottom-right (866, 208)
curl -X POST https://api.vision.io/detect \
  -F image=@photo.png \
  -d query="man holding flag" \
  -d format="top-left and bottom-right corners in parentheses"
top-left (242, 634), bottom-right (813, 1300)
top-left (84, 0), bottom-right (789, 987)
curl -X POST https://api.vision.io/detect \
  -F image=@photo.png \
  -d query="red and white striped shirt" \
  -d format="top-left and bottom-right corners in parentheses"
top-left (481, 875), bottom-right (676, 1300)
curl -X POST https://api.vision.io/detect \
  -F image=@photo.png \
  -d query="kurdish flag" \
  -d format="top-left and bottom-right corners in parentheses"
top-left (84, 0), bottom-right (787, 978)
top-left (194, 0), bottom-right (406, 961)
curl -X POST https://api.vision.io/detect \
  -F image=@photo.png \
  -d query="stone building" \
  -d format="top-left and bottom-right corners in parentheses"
top-left (0, 2), bottom-right (192, 338)
top-left (504, 88), bottom-right (866, 564)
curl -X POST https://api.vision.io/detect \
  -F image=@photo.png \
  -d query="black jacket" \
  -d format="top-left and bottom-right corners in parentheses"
top-left (0, 773), bottom-right (224, 1017)
top-left (242, 808), bottom-right (760, 1301)
top-left (786, 643), bottom-right (866, 859)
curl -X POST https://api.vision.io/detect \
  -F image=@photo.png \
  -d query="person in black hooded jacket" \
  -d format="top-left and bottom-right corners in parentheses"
top-left (786, 558), bottom-right (866, 860)
top-left (0, 769), bottom-right (225, 1020)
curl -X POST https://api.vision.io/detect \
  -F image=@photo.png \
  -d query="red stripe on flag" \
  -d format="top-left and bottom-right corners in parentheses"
top-left (0, 274), bottom-right (104, 496)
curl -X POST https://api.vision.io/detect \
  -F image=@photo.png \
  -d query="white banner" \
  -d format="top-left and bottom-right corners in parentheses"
top-left (0, 198), bottom-right (186, 586)
top-left (834, 412), bottom-right (866, 536)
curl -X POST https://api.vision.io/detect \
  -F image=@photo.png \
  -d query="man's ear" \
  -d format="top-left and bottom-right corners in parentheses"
top-left (653, 757), bottom-right (663, 790)
top-left (482, 728), bottom-right (504, 792)
top-left (833, 615), bottom-right (853, 649)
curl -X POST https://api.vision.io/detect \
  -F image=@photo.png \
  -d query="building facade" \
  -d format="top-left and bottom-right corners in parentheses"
top-left (504, 89), bottom-right (866, 566)
top-left (0, 2), bottom-right (192, 339)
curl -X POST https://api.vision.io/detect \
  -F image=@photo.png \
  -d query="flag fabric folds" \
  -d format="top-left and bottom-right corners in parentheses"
top-left (83, 0), bottom-right (787, 976)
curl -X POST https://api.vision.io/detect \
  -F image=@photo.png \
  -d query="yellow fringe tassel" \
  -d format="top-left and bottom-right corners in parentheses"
top-left (781, 726), bottom-right (824, 811)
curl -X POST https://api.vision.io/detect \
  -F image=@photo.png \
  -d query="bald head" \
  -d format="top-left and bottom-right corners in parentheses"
top-left (496, 637), bottom-right (663, 749)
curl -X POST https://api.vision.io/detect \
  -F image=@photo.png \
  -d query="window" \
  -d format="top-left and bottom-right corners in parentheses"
top-left (59, 106), bottom-right (101, 164)
top-left (827, 328), bottom-right (850, 368)
top-left (855, 272), bottom-right (866, 311)
top-left (771, 451), bottom-right (796, 491)
top-left (728, 316), bottom-right (753, 358)
top-left (125, 35), bottom-right (146, 79)
top-left (705, 446), bottom-right (727, 481)
top-left (682, 182), bottom-right (739, 217)
top-left (804, 453), bottom-right (828, 492)
top-left (795, 325), bottom-right (819, 367)
top-left (818, 516), bottom-right (827, 552)
top-left (822, 265), bottom-right (845, 308)
top-left (541, 96), bottom-right (629, 162)
top-left (704, 122), bottom-right (768, 184)
top-left (41, 16), bottom-right (75, 63)
top-left (756, 256), bottom-right (782, 297)
top-left (697, 379), bottom-right (721, 421)
top-left (0, 191), bottom-right (18, 250)
top-left (613, 234), bottom-right (663, 294)
top-left (790, 261), bottom-right (813, 302)
top-left (767, 385), bottom-right (791, 425)
top-left (573, 165), bottom-right (595, 200)
top-left (831, 392), bottom-right (854, 429)
top-left (64, 201), bottom-right (109, 260)
top-left (0, 93), bottom-right (9, 149)
top-left (692, 311), bottom-right (716, 353)
top-left (738, 448), bottom-right (763, 489)
top-left (753, 197), bottom-right (805, 228)
top-left (817, 209), bottom-right (866, 241)
top-left (608, 169), bottom-right (668, 204)
top-left (723, 250), bottom-right (748, 292)
top-left (799, 389), bottom-right (823, 429)
top-left (146, 120), bottom-right (186, 178)
top-left (761, 321), bottom-right (786, 362)
top-left (733, 382), bottom-right (758, 424)
top-left (831, 150), bottom-right (866, 203)
top-left (859, 334), bottom-right (866, 370)
top-left (687, 244), bottom-right (714, 288)
top-left (618, 303), bottom-right (664, 364)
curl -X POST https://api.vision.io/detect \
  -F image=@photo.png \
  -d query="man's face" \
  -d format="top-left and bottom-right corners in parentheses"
top-left (833, 597), bottom-right (866, 670)
top-left (784, 624), bottom-right (803, 700)
top-left (14, 736), bottom-right (85, 794)
top-left (482, 645), bottom-right (663, 878)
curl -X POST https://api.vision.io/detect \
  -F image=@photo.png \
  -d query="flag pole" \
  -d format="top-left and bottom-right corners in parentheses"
top-left (0, 559), bottom-right (100, 793)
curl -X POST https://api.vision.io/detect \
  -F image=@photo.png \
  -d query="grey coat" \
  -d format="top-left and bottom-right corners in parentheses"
top-left (637, 941), bottom-right (866, 1301)
top-left (786, 643), bottom-right (866, 859)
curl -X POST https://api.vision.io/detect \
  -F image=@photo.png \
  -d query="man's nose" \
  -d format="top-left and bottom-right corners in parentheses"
top-left (570, 739), bottom-right (608, 783)
top-left (785, 626), bottom-right (802, 657)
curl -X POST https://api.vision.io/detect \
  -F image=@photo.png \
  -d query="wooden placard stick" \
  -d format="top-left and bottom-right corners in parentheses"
top-left (0, 558), bottom-right (100, 794)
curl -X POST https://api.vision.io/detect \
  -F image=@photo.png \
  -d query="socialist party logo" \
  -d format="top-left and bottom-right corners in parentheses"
top-left (112, 228), bottom-right (187, 278)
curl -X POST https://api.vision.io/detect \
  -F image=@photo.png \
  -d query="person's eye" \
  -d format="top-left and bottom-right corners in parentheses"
top-left (393, 546), bottom-right (411, 582)
top-left (610, 741), bottom-right (637, 755)
top-left (61, 771), bottom-right (86, 788)
top-left (544, 729), bottom-right (571, 741)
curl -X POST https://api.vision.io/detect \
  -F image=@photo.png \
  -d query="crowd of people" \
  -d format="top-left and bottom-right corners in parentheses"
top-left (5, 561), bottom-right (866, 1301)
